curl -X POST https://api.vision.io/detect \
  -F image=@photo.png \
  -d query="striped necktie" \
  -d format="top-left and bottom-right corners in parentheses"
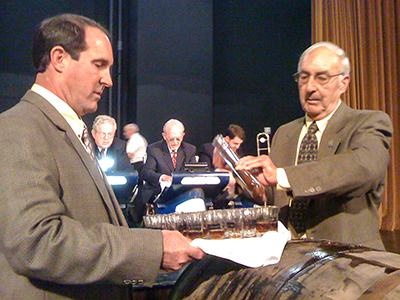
top-left (82, 127), bottom-right (96, 161)
top-left (171, 150), bottom-right (177, 169)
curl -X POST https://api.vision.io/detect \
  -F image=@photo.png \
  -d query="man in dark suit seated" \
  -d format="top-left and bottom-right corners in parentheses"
top-left (91, 115), bottom-right (133, 172)
top-left (141, 119), bottom-right (197, 204)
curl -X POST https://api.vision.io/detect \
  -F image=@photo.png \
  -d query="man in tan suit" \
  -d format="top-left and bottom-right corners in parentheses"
top-left (0, 14), bottom-right (203, 299)
top-left (237, 42), bottom-right (392, 250)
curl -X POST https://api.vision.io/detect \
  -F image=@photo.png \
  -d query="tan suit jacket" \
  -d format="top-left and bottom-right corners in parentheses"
top-left (269, 103), bottom-right (392, 249)
top-left (0, 91), bottom-right (163, 299)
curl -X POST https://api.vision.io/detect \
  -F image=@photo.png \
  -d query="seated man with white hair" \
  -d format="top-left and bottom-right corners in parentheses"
top-left (141, 119), bottom-right (204, 213)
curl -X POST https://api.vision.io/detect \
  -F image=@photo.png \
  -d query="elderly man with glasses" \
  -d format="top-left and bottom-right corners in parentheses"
top-left (236, 41), bottom-right (392, 250)
top-left (92, 115), bottom-right (133, 172)
top-left (141, 119), bottom-right (197, 204)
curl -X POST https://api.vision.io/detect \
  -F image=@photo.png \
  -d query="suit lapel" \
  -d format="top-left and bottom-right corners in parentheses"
top-left (66, 130), bottom-right (126, 225)
top-left (279, 119), bottom-right (304, 166)
top-left (161, 141), bottom-right (175, 172)
top-left (176, 147), bottom-right (185, 171)
top-left (23, 91), bottom-right (126, 226)
top-left (319, 103), bottom-right (350, 158)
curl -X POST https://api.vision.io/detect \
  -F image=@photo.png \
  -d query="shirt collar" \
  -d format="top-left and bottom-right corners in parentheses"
top-left (168, 147), bottom-right (179, 154)
top-left (31, 84), bottom-right (86, 138)
top-left (305, 100), bottom-right (341, 133)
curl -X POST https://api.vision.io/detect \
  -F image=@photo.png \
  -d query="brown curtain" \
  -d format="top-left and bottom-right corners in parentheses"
top-left (312, 0), bottom-right (400, 230)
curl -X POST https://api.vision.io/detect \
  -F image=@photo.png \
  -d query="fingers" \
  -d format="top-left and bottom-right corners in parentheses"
top-left (161, 175), bottom-right (173, 182)
top-left (236, 155), bottom-right (269, 170)
top-left (236, 155), bottom-right (278, 186)
top-left (161, 230), bottom-right (205, 271)
top-left (188, 245), bottom-right (206, 260)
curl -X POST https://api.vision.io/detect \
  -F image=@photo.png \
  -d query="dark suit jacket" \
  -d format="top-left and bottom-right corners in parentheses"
top-left (95, 137), bottom-right (134, 172)
top-left (141, 139), bottom-right (197, 202)
top-left (269, 102), bottom-right (392, 249)
top-left (0, 90), bottom-right (163, 300)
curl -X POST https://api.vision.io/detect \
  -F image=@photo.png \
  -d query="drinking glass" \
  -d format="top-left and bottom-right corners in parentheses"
top-left (241, 207), bottom-right (257, 238)
top-left (203, 209), bottom-right (226, 240)
top-left (223, 209), bottom-right (243, 239)
top-left (143, 214), bottom-right (163, 229)
top-left (184, 212), bottom-right (205, 240)
top-left (255, 206), bottom-right (279, 236)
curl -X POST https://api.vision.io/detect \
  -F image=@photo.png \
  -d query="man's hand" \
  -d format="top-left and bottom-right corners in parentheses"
top-left (161, 230), bottom-right (205, 271)
top-left (235, 155), bottom-right (278, 186)
top-left (212, 147), bottom-right (227, 170)
top-left (160, 174), bottom-right (173, 182)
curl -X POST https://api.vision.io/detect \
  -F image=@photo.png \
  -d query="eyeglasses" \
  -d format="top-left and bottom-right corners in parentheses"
top-left (97, 132), bottom-right (115, 139)
top-left (165, 137), bottom-right (183, 144)
top-left (293, 72), bottom-right (343, 86)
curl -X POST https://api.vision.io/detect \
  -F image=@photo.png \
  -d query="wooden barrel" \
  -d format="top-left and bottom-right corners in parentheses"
top-left (168, 239), bottom-right (400, 299)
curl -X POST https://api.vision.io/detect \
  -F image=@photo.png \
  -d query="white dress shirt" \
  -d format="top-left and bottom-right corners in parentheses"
top-left (277, 100), bottom-right (342, 189)
top-left (126, 132), bottom-right (148, 164)
top-left (31, 84), bottom-right (86, 143)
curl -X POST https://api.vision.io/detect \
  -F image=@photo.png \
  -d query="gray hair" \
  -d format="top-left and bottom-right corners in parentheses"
top-left (298, 41), bottom-right (351, 75)
top-left (124, 123), bottom-right (140, 132)
top-left (92, 115), bottom-right (117, 132)
top-left (163, 119), bottom-right (185, 133)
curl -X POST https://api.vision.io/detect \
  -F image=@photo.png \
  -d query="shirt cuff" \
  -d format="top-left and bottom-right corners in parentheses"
top-left (276, 168), bottom-right (291, 190)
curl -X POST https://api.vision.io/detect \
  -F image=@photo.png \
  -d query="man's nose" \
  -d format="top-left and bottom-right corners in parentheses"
top-left (304, 76), bottom-right (318, 91)
top-left (101, 69), bottom-right (113, 88)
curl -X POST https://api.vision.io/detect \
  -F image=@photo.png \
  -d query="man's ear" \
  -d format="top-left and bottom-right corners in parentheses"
top-left (339, 74), bottom-right (350, 94)
top-left (162, 132), bottom-right (167, 141)
top-left (49, 45), bottom-right (69, 73)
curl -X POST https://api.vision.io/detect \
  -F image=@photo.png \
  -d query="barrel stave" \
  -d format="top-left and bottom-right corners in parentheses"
top-left (169, 240), bottom-right (400, 300)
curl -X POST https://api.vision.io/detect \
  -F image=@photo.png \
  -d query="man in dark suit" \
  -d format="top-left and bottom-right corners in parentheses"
top-left (91, 115), bottom-right (133, 172)
top-left (0, 14), bottom-right (203, 300)
top-left (142, 119), bottom-right (197, 203)
top-left (236, 42), bottom-right (392, 250)
top-left (197, 124), bottom-right (245, 171)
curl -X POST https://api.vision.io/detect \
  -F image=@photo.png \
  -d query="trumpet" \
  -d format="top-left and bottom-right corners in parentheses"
top-left (257, 127), bottom-right (271, 156)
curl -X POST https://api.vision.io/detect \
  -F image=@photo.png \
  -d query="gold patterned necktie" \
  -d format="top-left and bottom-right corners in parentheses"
top-left (297, 121), bottom-right (319, 164)
top-left (171, 150), bottom-right (177, 169)
top-left (290, 121), bottom-right (319, 236)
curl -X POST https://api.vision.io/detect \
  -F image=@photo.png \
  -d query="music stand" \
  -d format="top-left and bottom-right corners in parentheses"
top-left (154, 171), bottom-right (230, 214)
top-left (184, 162), bottom-right (209, 172)
top-left (105, 170), bottom-right (139, 206)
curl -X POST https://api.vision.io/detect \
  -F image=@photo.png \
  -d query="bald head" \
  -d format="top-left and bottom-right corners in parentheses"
top-left (162, 119), bottom-right (185, 151)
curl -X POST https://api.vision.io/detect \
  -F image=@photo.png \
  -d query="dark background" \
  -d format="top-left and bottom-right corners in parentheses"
top-left (0, 0), bottom-right (310, 155)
